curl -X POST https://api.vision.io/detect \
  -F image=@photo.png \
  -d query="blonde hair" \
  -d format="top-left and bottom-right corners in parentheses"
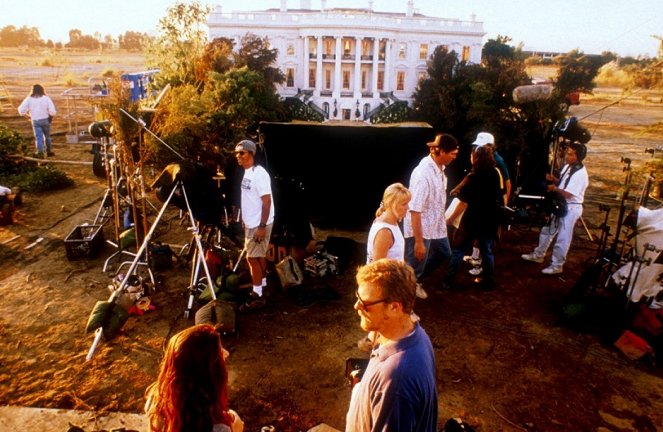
top-left (375, 183), bottom-right (411, 218)
top-left (356, 259), bottom-right (417, 314)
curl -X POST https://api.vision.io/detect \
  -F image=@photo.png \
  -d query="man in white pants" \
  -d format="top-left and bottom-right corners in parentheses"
top-left (522, 142), bottom-right (589, 274)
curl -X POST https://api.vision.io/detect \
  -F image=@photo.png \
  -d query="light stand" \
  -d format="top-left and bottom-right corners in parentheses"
top-left (87, 180), bottom-right (217, 361)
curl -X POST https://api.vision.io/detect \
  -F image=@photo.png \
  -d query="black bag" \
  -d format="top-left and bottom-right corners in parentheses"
top-left (545, 190), bottom-right (568, 218)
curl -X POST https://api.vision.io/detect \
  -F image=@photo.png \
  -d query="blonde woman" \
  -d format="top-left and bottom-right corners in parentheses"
top-left (366, 183), bottom-right (411, 263)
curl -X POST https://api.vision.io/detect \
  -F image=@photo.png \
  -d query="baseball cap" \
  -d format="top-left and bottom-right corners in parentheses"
top-left (472, 132), bottom-right (495, 147)
top-left (235, 139), bottom-right (257, 154)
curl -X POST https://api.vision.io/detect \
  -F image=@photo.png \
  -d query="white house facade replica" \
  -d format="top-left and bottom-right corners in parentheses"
top-left (208, 1), bottom-right (485, 121)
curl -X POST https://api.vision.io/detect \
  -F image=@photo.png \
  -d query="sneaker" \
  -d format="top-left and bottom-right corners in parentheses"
top-left (521, 253), bottom-right (544, 263)
top-left (541, 265), bottom-right (563, 275)
top-left (415, 283), bottom-right (428, 299)
top-left (239, 293), bottom-right (266, 312)
top-left (469, 266), bottom-right (482, 276)
top-left (463, 255), bottom-right (482, 267)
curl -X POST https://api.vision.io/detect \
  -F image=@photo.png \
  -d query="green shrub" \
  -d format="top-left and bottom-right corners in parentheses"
top-left (0, 125), bottom-right (27, 176)
top-left (9, 165), bottom-right (74, 192)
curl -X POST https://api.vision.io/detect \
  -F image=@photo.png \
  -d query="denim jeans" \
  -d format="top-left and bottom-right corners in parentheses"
top-left (448, 235), bottom-right (494, 282)
top-left (31, 118), bottom-right (52, 153)
top-left (405, 236), bottom-right (451, 280)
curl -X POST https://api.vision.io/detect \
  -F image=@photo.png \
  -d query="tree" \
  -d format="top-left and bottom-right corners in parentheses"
top-left (193, 37), bottom-right (235, 82)
top-left (119, 31), bottom-right (148, 51)
top-left (233, 34), bottom-right (285, 88)
top-left (146, 0), bottom-right (212, 87)
top-left (0, 25), bottom-right (44, 47)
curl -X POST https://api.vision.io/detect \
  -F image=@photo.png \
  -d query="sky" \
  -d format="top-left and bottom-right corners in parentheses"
top-left (1, 0), bottom-right (661, 58)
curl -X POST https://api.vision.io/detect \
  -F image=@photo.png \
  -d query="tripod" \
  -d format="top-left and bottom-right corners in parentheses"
top-left (87, 180), bottom-right (217, 361)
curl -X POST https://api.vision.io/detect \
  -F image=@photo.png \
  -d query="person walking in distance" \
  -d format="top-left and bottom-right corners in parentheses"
top-left (521, 142), bottom-right (589, 274)
top-left (235, 139), bottom-right (275, 311)
top-left (18, 84), bottom-right (57, 158)
top-left (403, 133), bottom-right (459, 286)
top-left (346, 259), bottom-right (438, 432)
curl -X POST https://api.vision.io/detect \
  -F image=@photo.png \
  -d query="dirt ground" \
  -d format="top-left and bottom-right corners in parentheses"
top-left (1, 49), bottom-right (663, 432)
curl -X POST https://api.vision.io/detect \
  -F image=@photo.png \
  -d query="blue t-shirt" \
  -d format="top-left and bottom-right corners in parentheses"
top-left (346, 323), bottom-right (438, 432)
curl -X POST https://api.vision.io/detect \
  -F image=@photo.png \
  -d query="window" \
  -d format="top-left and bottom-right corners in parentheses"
top-left (363, 103), bottom-right (370, 118)
top-left (344, 39), bottom-right (351, 56)
top-left (462, 46), bottom-right (470, 62)
top-left (324, 70), bottom-right (332, 90)
top-left (286, 68), bottom-right (295, 87)
top-left (342, 70), bottom-right (350, 89)
top-left (287, 43), bottom-right (295, 56)
top-left (379, 40), bottom-right (386, 60)
top-left (362, 39), bottom-right (371, 57)
top-left (342, 109), bottom-right (351, 120)
top-left (325, 39), bottom-right (334, 56)
top-left (377, 71), bottom-right (384, 91)
top-left (309, 38), bottom-right (317, 57)
top-left (398, 43), bottom-right (407, 59)
top-left (309, 68), bottom-right (316, 88)
top-left (396, 71), bottom-right (405, 91)
top-left (419, 43), bottom-right (428, 60)
top-left (361, 71), bottom-right (367, 90)
top-left (323, 102), bottom-right (329, 117)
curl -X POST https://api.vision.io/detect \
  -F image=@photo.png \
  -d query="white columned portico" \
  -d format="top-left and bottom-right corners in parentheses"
top-left (354, 36), bottom-right (362, 99)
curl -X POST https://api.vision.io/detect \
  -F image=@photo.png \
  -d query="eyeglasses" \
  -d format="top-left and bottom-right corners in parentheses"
top-left (355, 289), bottom-right (387, 310)
top-left (235, 151), bottom-right (247, 156)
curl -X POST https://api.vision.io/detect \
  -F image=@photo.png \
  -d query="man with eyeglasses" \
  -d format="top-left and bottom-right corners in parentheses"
top-left (404, 133), bottom-right (459, 288)
top-left (234, 139), bottom-right (275, 311)
top-left (346, 259), bottom-right (437, 432)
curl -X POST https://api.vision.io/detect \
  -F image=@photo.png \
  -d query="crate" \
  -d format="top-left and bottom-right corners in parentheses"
top-left (64, 224), bottom-right (104, 260)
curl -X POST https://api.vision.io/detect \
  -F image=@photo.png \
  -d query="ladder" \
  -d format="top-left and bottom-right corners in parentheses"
top-left (0, 75), bottom-right (15, 113)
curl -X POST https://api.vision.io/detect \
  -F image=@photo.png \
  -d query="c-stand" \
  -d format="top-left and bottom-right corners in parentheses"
top-left (87, 181), bottom-right (217, 360)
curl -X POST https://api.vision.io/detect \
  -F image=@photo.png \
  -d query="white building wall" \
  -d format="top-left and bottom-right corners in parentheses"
top-left (208, 4), bottom-right (485, 121)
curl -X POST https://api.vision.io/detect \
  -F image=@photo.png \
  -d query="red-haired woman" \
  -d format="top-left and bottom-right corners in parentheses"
top-left (145, 324), bottom-right (244, 432)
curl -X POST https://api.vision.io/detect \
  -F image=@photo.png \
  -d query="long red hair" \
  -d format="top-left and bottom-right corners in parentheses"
top-left (145, 324), bottom-right (232, 431)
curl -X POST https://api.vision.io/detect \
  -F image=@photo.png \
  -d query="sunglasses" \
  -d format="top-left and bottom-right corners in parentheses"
top-left (355, 289), bottom-right (387, 310)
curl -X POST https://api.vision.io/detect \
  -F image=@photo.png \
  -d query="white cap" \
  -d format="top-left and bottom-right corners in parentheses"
top-left (472, 132), bottom-right (495, 147)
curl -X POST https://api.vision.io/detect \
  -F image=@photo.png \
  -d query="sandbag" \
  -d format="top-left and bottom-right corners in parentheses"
top-left (195, 299), bottom-right (236, 334)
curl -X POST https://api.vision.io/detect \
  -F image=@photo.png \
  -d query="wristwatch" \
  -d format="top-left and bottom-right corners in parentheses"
top-left (258, 223), bottom-right (267, 228)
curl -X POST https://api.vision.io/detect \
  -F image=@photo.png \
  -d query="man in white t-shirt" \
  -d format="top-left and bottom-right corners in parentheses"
top-left (522, 142), bottom-right (589, 274)
top-left (235, 139), bottom-right (275, 311)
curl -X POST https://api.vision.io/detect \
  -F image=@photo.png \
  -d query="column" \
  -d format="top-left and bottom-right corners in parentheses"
top-left (334, 36), bottom-right (342, 100)
top-left (371, 38), bottom-right (379, 96)
top-left (303, 36), bottom-right (309, 90)
top-left (315, 36), bottom-right (323, 96)
top-left (384, 39), bottom-right (392, 95)
top-left (354, 36), bottom-right (362, 99)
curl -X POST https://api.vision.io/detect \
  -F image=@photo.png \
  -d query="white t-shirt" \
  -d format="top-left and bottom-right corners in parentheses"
top-left (18, 95), bottom-right (56, 121)
top-left (403, 155), bottom-right (448, 239)
top-left (240, 164), bottom-right (275, 229)
top-left (559, 164), bottom-right (588, 205)
top-left (366, 221), bottom-right (405, 263)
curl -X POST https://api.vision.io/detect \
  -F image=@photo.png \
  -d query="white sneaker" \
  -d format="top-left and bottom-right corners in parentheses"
top-left (415, 284), bottom-right (428, 299)
top-left (521, 253), bottom-right (544, 263)
top-left (469, 267), bottom-right (482, 276)
top-left (541, 265), bottom-right (563, 275)
top-left (463, 255), bottom-right (482, 267)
